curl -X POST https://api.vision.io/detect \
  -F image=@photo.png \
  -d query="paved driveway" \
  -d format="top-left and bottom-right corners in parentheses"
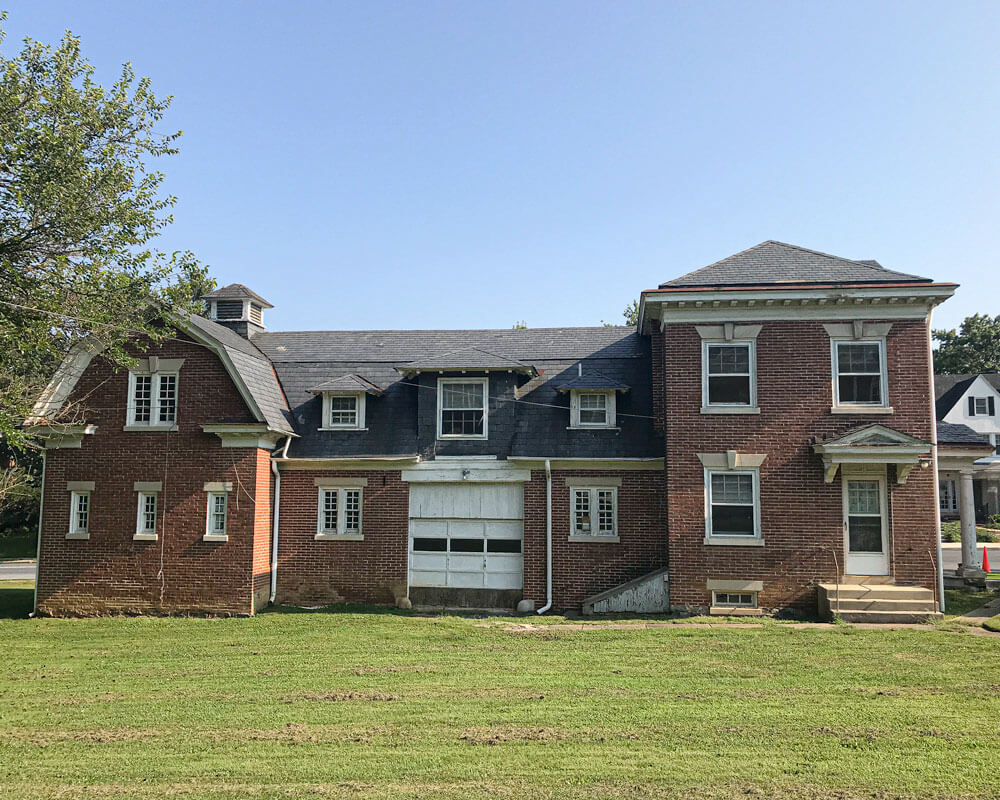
top-left (0, 560), bottom-right (36, 582)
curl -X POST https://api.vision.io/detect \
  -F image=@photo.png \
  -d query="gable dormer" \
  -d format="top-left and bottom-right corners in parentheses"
top-left (203, 284), bottom-right (273, 338)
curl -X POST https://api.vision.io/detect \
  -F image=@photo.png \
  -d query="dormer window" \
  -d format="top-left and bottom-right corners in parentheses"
top-left (570, 390), bottom-right (616, 429)
top-left (970, 397), bottom-right (995, 416)
top-left (125, 358), bottom-right (184, 430)
top-left (320, 392), bottom-right (366, 431)
top-left (438, 378), bottom-right (488, 439)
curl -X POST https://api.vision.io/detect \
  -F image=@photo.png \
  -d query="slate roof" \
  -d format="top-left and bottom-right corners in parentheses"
top-left (252, 326), bottom-right (660, 460)
top-left (202, 283), bottom-right (274, 308)
top-left (659, 241), bottom-right (932, 289)
top-left (937, 422), bottom-right (992, 447)
top-left (934, 374), bottom-right (1000, 419)
top-left (307, 374), bottom-right (383, 394)
top-left (550, 369), bottom-right (630, 391)
top-left (181, 313), bottom-right (294, 434)
top-left (398, 346), bottom-right (534, 373)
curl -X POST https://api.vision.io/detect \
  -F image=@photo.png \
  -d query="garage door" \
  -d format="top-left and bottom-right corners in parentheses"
top-left (408, 483), bottom-right (523, 590)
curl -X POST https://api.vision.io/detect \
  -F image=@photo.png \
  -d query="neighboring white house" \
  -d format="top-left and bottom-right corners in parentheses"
top-left (935, 373), bottom-right (1000, 520)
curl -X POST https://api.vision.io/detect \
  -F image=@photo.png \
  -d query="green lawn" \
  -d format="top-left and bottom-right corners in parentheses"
top-left (2, 584), bottom-right (999, 800)
top-left (939, 520), bottom-right (998, 543)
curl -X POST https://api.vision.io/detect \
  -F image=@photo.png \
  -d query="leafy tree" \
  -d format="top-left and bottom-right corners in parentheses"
top-left (623, 299), bottom-right (638, 326)
top-left (933, 314), bottom-right (1000, 374)
top-left (0, 17), bottom-right (210, 468)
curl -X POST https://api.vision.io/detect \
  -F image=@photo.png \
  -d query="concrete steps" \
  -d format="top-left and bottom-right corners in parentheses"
top-left (818, 583), bottom-right (941, 623)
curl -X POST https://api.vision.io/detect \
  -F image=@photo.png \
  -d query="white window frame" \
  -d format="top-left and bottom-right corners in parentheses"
top-left (126, 370), bottom-right (180, 429)
top-left (134, 491), bottom-right (159, 540)
top-left (712, 591), bottom-right (758, 609)
top-left (437, 377), bottom-right (489, 440)
top-left (204, 491), bottom-right (229, 541)
top-left (315, 486), bottom-right (364, 540)
top-left (568, 486), bottom-right (619, 542)
top-left (974, 397), bottom-right (990, 416)
top-left (704, 467), bottom-right (762, 545)
top-left (939, 478), bottom-right (958, 513)
top-left (831, 339), bottom-right (889, 410)
top-left (569, 390), bottom-right (616, 429)
top-left (320, 392), bottom-right (366, 431)
top-left (68, 491), bottom-right (91, 539)
top-left (702, 340), bottom-right (757, 409)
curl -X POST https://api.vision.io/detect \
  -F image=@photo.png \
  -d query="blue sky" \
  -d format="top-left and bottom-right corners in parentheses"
top-left (4, 1), bottom-right (999, 332)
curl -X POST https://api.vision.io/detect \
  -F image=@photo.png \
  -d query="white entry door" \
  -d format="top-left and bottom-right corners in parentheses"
top-left (408, 483), bottom-right (523, 590)
top-left (843, 475), bottom-right (889, 576)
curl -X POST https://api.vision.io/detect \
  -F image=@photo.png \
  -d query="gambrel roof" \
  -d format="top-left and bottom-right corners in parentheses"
top-left (660, 241), bottom-right (932, 289)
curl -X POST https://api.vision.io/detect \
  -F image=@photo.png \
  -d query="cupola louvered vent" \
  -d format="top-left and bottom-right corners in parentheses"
top-left (215, 300), bottom-right (243, 320)
top-left (249, 303), bottom-right (263, 325)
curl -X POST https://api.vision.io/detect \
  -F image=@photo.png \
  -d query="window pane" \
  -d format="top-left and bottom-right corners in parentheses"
top-left (597, 490), bottom-right (616, 534)
top-left (708, 375), bottom-right (751, 405)
top-left (343, 490), bottom-right (361, 532)
top-left (141, 494), bottom-right (157, 533)
top-left (322, 490), bottom-right (337, 531)
top-left (210, 494), bottom-right (227, 534)
top-left (413, 537), bottom-right (447, 552)
top-left (487, 539), bottom-right (521, 553)
top-left (975, 398), bottom-right (988, 414)
top-left (449, 538), bottom-right (484, 552)
top-left (837, 343), bottom-right (880, 374)
top-left (708, 345), bottom-right (749, 375)
top-left (157, 375), bottom-right (177, 423)
top-left (442, 383), bottom-right (484, 410)
top-left (328, 396), bottom-right (357, 425)
top-left (847, 481), bottom-right (880, 515)
top-left (839, 375), bottom-right (881, 404)
top-left (711, 504), bottom-right (754, 536)
top-left (573, 489), bottom-right (591, 533)
top-left (848, 517), bottom-right (883, 552)
top-left (441, 409), bottom-right (483, 435)
top-left (579, 393), bottom-right (606, 410)
top-left (74, 493), bottom-right (89, 532)
top-left (133, 375), bottom-right (152, 423)
top-left (711, 474), bottom-right (753, 504)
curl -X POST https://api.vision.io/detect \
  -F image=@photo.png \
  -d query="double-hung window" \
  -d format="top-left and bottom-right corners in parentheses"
top-left (570, 390), bottom-right (616, 428)
top-left (832, 340), bottom-right (887, 408)
top-left (705, 469), bottom-right (761, 541)
top-left (569, 486), bottom-right (618, 540)
top-left (128, 371), bottom-right (179, 427)
top-left (205, 493), bottom-right (228, 539)
top-left (135, 491), bottom-right (158, 539)
top-left (69, 491), bottom-right (90, 537)
top-left (316, 487), bottom-right (363, 539)
top-left (438, 378), bottom-right (488, 439)
top-left (703, 341), bottom-right (755, 408)
top-left (321, 393), bottom-right (366, 430)
top-left (969, 396), bottom-right (995, 417)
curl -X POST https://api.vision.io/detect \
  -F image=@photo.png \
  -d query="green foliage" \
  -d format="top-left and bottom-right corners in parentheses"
top-left (511, 320), bottom-right (526, 330)
top-left (932, 313), bottom-right (1000, 374)
top-left (623, 298), bottom-right (638, 326)
top-left (0, 18), bottom-right (211, 451)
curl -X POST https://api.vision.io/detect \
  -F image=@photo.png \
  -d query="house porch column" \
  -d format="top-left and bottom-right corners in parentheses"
top-left (958, 468), bottom-right (982, 576)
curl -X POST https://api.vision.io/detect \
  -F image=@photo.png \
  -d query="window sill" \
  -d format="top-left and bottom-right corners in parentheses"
top-left (703, 536), bottom-right (764, 547)
top-left (133, 533), bottom-right (158, 542)
top-left (314, 533), bottom-right (364, 542)
top-left (123, 424), bottom-right (179, 433)
top-left (202, 534), bottom-right (229, 543)
top-left (436, 436), bottom-right (488, 441)
top-left (709, 606), bottom-right (763, 616)
top-left (65, 532), bottom-right (90, 540)
top-left (566, 426), bottom-right (621, 431)
top-left (567, 534), bottom-right (620, 543)
top-left (318, 427), bottom-right (368, 432)
top-left (700, 406), bottom-right (760, 415)
top-left (830, 406), bottom-right (894, 415)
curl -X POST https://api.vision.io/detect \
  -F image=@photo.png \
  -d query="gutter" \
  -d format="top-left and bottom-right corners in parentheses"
top-left (537, 458), bottom-right (553, 614)
top-left (927, 309), bottom-right (946, 613)
top-left (29, 450), bottom-right (46, 618)
top-left (269, 436), bottom-right (292, 605)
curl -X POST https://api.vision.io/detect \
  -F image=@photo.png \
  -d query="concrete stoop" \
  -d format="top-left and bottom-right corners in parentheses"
top-left (818, 583), bottom-right (941, 623)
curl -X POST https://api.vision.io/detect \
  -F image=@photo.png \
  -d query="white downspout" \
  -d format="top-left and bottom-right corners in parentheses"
top-left (537, 458), bottom-right (553, 614)
top-left (269, 436), bottom-right (291, 605)
top-left (29, 450), bottom-right (46, 618)
top-left (927, 309), bottom-right (946, 613)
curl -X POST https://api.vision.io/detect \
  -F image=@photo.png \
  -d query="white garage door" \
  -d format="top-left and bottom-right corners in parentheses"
top-left (408, 483), bottom-right (523, 590)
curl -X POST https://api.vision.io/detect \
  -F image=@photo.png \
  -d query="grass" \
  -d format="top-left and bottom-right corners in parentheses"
top-left (939, 520), bottom-right (998, 543)
top-left (1, 584), bottom-right (999, 799)
top-left (942, 588), bottom-right (996, 618)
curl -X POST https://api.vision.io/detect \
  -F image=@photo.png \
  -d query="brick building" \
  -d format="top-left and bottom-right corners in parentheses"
top-left (29, 242), bottom-right (959, 619)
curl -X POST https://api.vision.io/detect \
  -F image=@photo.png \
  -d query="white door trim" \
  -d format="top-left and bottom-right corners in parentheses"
top-left (842, 469), bottom-right (890, 576)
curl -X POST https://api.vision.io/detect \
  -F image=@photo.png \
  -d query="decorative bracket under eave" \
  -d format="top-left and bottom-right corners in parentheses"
top-left (896, 463), bottom-right (915, 485)
top-left (823, 460), bottom-right (839, 484)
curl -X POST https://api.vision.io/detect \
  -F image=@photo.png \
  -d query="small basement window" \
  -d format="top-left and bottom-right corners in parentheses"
top-left (712, 591), bottom-right (757, 608)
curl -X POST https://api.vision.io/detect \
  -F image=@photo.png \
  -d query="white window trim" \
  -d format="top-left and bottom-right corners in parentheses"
top-left (701, 339), bottom-right (757, 412)
top-left (569, 390), bottom-right (617, 429)
top-left (125, 370), bottom-right (180, 430)
top-left (974, 397), bottom-right (990, 416)
top-left (319, 392), bottom-right (367, 431)
top-left (711, 590), bottom-right (758, 609)
top-left (67, 490), bottom-right (91, 539)
top-left (704, 467), bottom-right (763, 546)
top-left (315, 486), bottom-right (365, 541)
top-left (567, 485), bottom-right (620, 542)
top-left (436, 377), bottom-right (489, 440)
top-left (134, 491), bottom-right (159, 541)
top-left (939, 479), bottom-right (958, 513)
top-left (830, 338), bottom-right (890, 412)
top-left (204, 491), bottom-right (229, 541)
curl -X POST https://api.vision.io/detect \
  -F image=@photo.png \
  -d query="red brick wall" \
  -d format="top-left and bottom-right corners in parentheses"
top-left (36, 335), bottom-right (272, 616)
top-left (662, 319), bottom-right (937, 613)
top-left (522, 469), bottom-right (667, 610)
top-left (274, 469), bottom-right (409, 606)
